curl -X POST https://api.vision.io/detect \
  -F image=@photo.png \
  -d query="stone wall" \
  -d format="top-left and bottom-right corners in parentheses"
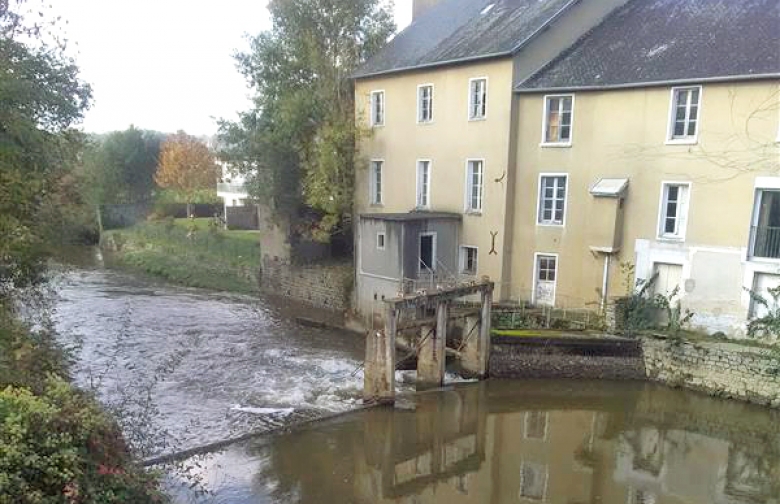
top-left (260, 256), bottom-right (353, 313)
top-left (490, 337), bottom-right (646, 380)
top-left (641, 336), bottom-right (780, 408)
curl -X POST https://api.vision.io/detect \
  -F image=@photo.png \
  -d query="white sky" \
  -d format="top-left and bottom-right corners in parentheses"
top-left (51, 1), bottom-right (413, 136)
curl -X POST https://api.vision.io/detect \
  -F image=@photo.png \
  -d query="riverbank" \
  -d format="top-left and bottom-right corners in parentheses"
top-left (100, 219), bottom-right (261, 293)
top-left (0, 307), bottom-right (166, 501)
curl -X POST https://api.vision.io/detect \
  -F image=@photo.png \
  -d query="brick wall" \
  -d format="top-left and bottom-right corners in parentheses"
top-left (260, 256), bottom-right (353, 312)
top-left (642, 336), bottom-right (780, 408)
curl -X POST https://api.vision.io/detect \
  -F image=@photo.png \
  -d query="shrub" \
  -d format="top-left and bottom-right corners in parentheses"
top-left (746, 286), bottom-right (780, 342)
top-left (0, 378), bottom-right (166, 503)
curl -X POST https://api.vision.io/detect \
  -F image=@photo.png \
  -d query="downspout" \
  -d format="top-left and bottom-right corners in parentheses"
top-left (601, 253), bottom-right (611, 314)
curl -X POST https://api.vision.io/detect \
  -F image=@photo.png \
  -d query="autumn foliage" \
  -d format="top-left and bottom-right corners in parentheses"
top-left (154, 132), bottom-right (219, 214)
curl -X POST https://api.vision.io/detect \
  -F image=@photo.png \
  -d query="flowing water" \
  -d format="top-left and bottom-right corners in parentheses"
top-left (51, 249), bottom-right (435, 455)
top-left (50, 249), bottom-right (780, 503)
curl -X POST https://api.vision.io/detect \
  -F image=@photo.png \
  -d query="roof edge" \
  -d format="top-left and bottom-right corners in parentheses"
top-left (509, 0), bottom-right (582, 55)
top-left (515, 73), bottom-right (780, 93)
top-left (353, 52), bottom-right (513, 80)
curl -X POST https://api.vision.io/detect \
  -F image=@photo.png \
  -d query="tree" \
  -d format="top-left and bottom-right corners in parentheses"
top-left (0, 0), bottom-right (92, 300)
top-left (154, 131), bottom-right (219, 217)
top-left (82, 127), bottom-right (163, 205)
top-left (218, 0), bottom-right (395, 242)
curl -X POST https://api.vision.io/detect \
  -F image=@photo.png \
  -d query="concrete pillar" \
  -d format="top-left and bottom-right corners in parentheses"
top-left (417, 301), bottom-right (448, 389)
top-left (363, 303), bottom-right (396, 404)
top-left (461, 286), bottom-right (493, 377)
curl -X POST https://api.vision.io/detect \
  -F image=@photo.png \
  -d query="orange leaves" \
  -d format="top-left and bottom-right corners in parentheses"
top-left (154, 131), bottom-right (219, 201)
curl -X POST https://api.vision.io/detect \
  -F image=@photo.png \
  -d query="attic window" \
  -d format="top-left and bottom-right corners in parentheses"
top-left (480, 4), bottom-right (495, 15)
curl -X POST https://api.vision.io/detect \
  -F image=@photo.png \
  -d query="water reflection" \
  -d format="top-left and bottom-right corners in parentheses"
top-left (178, 380), bottom-right (780, 503)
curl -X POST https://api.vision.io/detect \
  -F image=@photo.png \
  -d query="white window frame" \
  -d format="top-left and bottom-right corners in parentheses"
top-left (519, 460), bottom-right (549, 501)
top-left (532, 252), bottom-right (559, 306)
top-left (464, 159), bottom-right (484, 214)
top-left (369, 159), bottom-right (383, 206)
top-left (416, 159), bottom-right (431, 209)
top-left (541, 94), bottom-right (574, 147)
top-left (417, 84), bottom-right (434, 124)
top-left (537, 173), bottom-right (568, 226)
top-left (369, 90), bottom-right (385, 127)
top-left (376, 232), bottom-right (386, 250)
top-left (666, 85), bottom-right (702, 145)
top-left (748, 182), bottom-right (780, 262)
top-left (418, 231), bottom-right (437, 274)
top-left (459, 245), bottom-right (478, 275)
top-left (468, 77), bottom-right (488, 121)
top-left (656, 181), bottom-right (691, 241)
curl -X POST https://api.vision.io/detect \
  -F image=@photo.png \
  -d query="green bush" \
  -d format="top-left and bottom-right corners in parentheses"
top-left (0, 378), bottom-right (166, 503)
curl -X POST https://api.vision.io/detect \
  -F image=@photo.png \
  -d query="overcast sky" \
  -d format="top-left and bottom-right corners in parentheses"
top-left (51, 1), bottom-right (412, 136)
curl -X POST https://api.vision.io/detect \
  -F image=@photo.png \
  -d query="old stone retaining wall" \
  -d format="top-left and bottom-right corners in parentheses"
top-left (260, 256), bottom-right (353, 312)
top-left (490, 337), bottom-right (646, 380)
top-left (641, 336), bottom-right (780, 408)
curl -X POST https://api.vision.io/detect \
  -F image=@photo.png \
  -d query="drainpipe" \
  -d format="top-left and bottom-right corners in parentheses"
top-left (601, 253), bottom-right (611, 314)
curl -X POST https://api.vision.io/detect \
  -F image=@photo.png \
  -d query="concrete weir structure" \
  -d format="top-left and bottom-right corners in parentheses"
top-left (364, 281), bottom-right (494, 404)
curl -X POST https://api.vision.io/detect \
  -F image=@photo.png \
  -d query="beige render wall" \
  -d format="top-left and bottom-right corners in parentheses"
top-left (510, 81), bottom-right (780, 326)
top-left (355, 59), bottom-right (516, 294)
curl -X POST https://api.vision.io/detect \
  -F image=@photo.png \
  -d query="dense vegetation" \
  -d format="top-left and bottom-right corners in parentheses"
top-left (218, 0), bottom-right (395, 242)
top-left (0, 2), bottom-right (166, 501)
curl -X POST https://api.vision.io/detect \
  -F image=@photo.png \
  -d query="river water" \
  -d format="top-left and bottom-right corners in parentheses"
top-left (51, 250), bottom-right (780, 503)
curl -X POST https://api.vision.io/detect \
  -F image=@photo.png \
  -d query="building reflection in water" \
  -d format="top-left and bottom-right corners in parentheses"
top-left (341, 381), bottom-right (780, 504)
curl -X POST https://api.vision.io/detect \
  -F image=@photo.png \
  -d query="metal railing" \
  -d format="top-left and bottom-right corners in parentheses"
top-left (216, 182), bottom-right (247, 194)
top-left (750, 225), bottom-right (780, 259)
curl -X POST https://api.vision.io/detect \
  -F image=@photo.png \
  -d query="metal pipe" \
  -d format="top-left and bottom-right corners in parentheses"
top-left (601, 253), bottom-right (611, 313)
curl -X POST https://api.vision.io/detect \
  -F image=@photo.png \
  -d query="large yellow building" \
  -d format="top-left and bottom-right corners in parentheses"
top-left (354, 0), bottom-right (780, 336)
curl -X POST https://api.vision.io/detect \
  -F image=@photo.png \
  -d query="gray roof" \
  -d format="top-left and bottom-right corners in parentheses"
top-left (518, 0), bottom-right (780, 91)
top-left (360, 212), bottom-right (462, 222)
top-left (354, 0), bottom-right (575, 79)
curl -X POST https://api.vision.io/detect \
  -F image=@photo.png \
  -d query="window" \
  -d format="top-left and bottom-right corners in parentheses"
top-left (537, 175), bottom-right (567, 225)
top-left (542, 94), bottom-right (573, 145)
top-left (469, 78), bottom-right (487, 120)
top-left (369, 160), bottom-right (383, 205)
top-left (465, 160), bottom-right (483, 213)
top-left (524, 411), bottom-right (548, 440)
top-left (519, 461), bottom-right (548, 500)
top-left (658, 182), bottom-right (690, 239)
top-left (460, 246), bottom-right (478, 275)
top-left (370, 90), bottom-right (384, 126)
top-left (750, 189), bottom-right (780, 259)
top-left (416, 160), bottom-right (431, 208)
top-left (628, 488), bottom-right (658, 504)
top-left (417, 84), bottom-right (433, 123)
top-left (376, 232), bottom-right (385, 250)
top-left (668, 86), bottom-right (701, 142)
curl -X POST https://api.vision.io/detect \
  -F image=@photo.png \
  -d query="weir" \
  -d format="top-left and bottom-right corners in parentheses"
top-left (364, 280), bottom-right (494, 404)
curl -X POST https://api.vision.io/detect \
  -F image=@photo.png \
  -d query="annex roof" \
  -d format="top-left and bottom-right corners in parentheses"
top-left (590, 178), bottom-right (629, 198)
top-left (517, 0), bottom-right (780, 92)
top-left (354, 0), bottom-right (576, 79)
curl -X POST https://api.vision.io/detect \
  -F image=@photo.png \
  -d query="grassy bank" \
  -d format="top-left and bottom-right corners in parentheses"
top-left (101, 218), bottom-right (261, 293)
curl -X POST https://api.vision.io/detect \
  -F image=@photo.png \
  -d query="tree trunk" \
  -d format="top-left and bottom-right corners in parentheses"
top-left (186, 202), bottom-right (193, 218)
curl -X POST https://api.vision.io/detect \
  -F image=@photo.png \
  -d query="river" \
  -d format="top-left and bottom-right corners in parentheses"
top-left (51, 249), bottom-right (780, 503)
